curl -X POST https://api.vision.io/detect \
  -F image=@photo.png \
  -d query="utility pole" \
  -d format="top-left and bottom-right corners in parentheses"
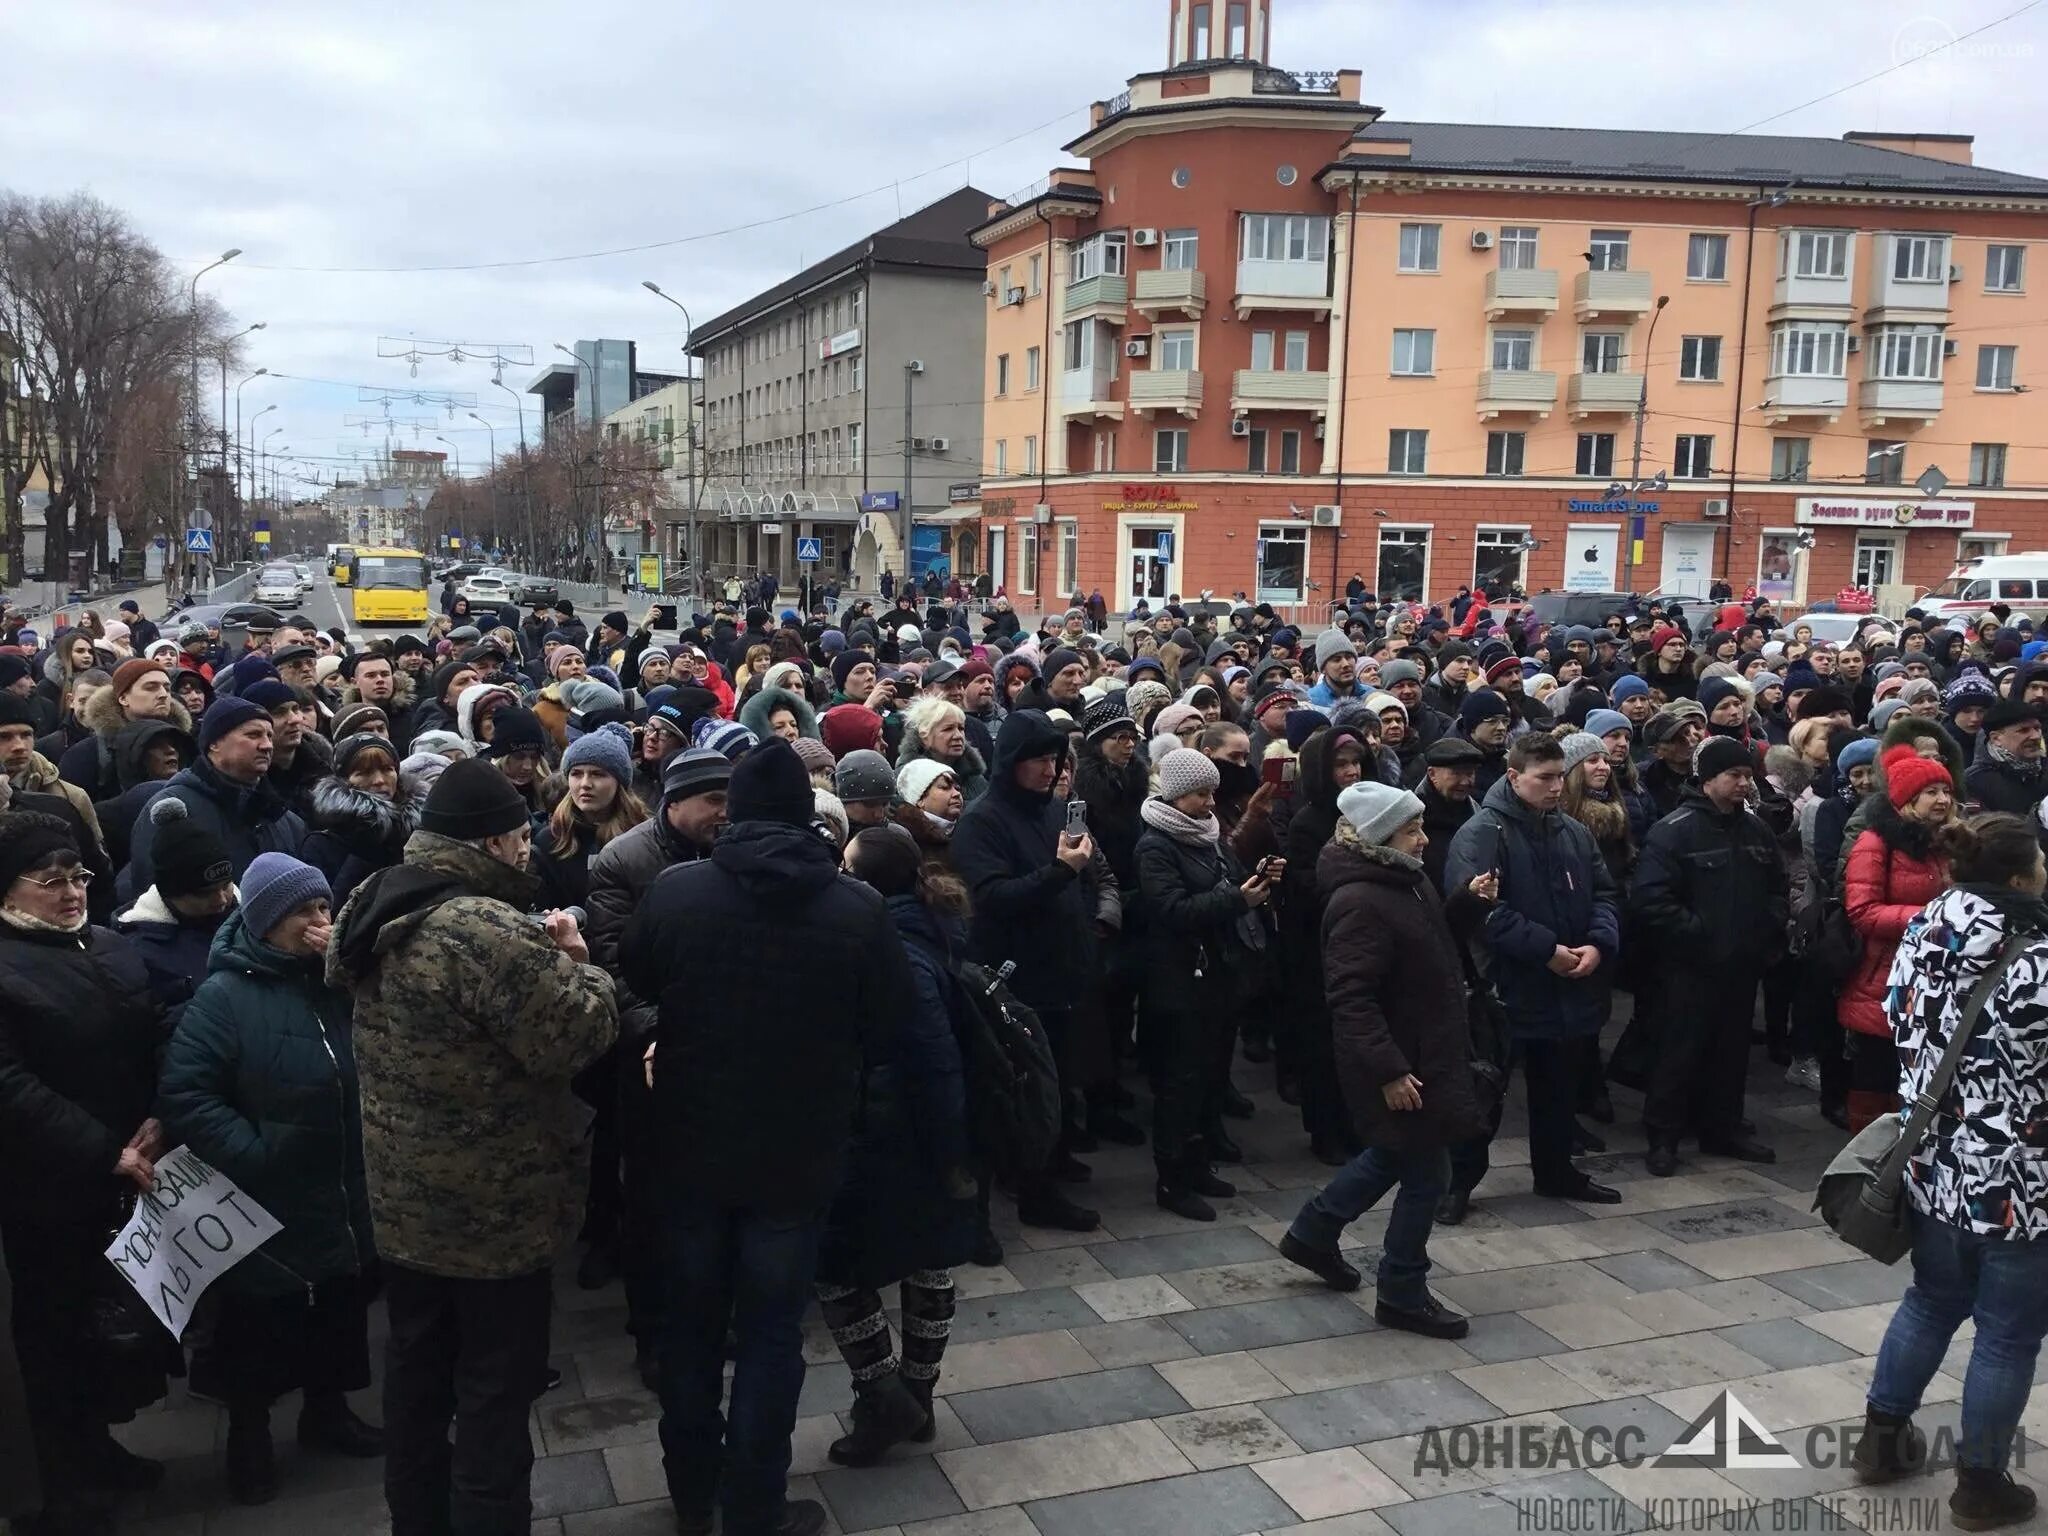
top-left (494, 378), bottom-right (535, 567)
top-left (1623, 293), bottom-right (1671, 594)
top-left (186, 248), bottom-right (240, 595)
top-left (902, 363), bottom-right (917, 586)
top-left (469, 413), bottom-right (496, 552)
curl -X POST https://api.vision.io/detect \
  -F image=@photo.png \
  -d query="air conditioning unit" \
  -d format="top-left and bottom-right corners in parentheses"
top-left (1949, 264), bottom-right (1964, 283)
top-left (907, 359), bottom-right (926, 373)
top-left (1132, 228), bottom-right (1161, 247)
top-left (982, 280), bottom-right (997, 297)
top-left (1230, 418), bottom-right (1251, 438)
top-left (1032, 504), bottom-right (1053, 525)
top-left (1311, 504), bottom-right (1343, 527)
top-left (1944, 338), bottom-right (1960, 358)
top-left (1124, 338), bottom-right (1149, 358)
top-left (1846, 335), bottom-right (1862, 353)
top-left (1004, 287), bottom-right (1026, 305)
top-left (1313, 420), bottom-right (1326, 439)
top-left (1702, 498), bottom-right (1730, 518)
top-left (912, 436), bottom-right (931, 450)
top-left (929, 436), bottom-right (950, 452)
top-left (1470, 229), bottom-right (1495, 250)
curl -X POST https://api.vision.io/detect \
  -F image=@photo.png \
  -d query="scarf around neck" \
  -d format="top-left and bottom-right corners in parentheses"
top-left (1987, 739), bottom-right (2045, 779)
top-left (1140, 795), bottom-right (1219, 846)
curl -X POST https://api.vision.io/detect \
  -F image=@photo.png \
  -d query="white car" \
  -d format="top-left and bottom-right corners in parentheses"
top-left (253, 567), bottom-right (301, 606)
top-left (1785, 612), bottom-right (1899, 647)
top-left (459, 574), bottom-right (511, 605)
top-left (292, 563), bottom-right (315, 593)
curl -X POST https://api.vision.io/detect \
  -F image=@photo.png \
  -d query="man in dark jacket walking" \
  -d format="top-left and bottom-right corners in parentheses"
top-left (620, 740), bottom-right (905, 1536)
top-left (1444, 734), bottom-right (1623, 1207)
top-left (1632, 737), bottom-right (1788, 1175)
top-left (951, 709), bottom-right (1102, 1231)
top-left (1964, 700), bottom-right (2047, 819)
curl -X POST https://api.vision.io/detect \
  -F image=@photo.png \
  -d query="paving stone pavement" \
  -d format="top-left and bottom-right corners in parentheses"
top-left (113, 1023), bottom-right (2023, 1536)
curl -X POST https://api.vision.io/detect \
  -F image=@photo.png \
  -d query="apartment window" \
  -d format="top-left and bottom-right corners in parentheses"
top-left (1872, 325), bottom-right (1943, 381)
top-left (1190, 0), bottom-right (1211, 54)
top-left (1576, 433), bottom-right (1616, 477)
top-left (997, 265), bottom-right (1012, 299)
top-left (1226, 0), bottom-right (1248, 57)
top-left (1987, 244), bottom-right (2025, 292)
top-left (1485, 430), bottom-right (1526, 476)
top-left (1070, 231), bottom-right (1128, 282)
top-left (1155, 428), bottom-right (1190, 473)
top-left (851, 356), bottom-right (864, 392)
top-left (1092, 430), bottom-right (1116, 472)
top-left (1278, 429), bottom-right (1302, 475)
top-left (1249, 331), bottom-right (1275, 371)
top-left (1581, 332), bottom-right (1625, 373)
top-left (994, 354), bottom-right (1010, 396)
top-left (1378, 527), bottom-right (1429, 603)
top-left (1785, 230), bottom-right (1849, 280)
top-left (1674, 434), bottom-right (1714, 479)
top-left (1588, 229), bottom-right (1631, 271)
top-left (1892, 234), bottom-right (1947, 282)
top-left (1246, 427), bottom-right (1267, 473)
top-left (1025, 346), bottom-right (1041, 390)
top-left (1397, 223), bottom-right (1441, 273)
top-left (1027, 254), bottom-right (1043, 295)
top-left (845, 423), bottom-right (860, 467)
top-left (1282, 331), bottom-right (1310, 371)
top-left (1679, 335), bottom-right (1723, 381)
top-left (1152, 328), bottom-right (1193, 371)
top-left (1387, 428), bottom-right (1428, 475)
top-left (805, 432), bottom-right (816, 472)
top-left (1018, 525), bottom-right (1037, 594)
top-left (1498, 226), bottom-right (1539, 270)
top-left (1058, 522), bottom-right (1079, 595)
top-left (1162, 229), bottom-right (1199, 270)
top-left (1687, 233), bottom-right (1729, 281)
top-left (1978, 344), bottom-right (2018, 391)
top-left (1971, 442), bottom-right (2009, 488)
top-left (1256, 524), bottom-right (1309, 603)
top-left (1063, 319), bottom-right (1095, 371)
top-left (851, 289), bottom-right (863, 324)
top-left (1770, 321), bottom-right (1848, 377)
top-left (1490, 329), bottom-right (1534, 372)
top-left (993, 439), bottom-right (1007, 475)
top-left (1770, 436), bottom-right (1811, 482)
top-left (1867, 440), bottom-right (1906, 486)
top-left (1391, 329), bottom-right (1435, 376)
top-left (1023, 435), bottom-right (1038, 474)
top-left (1473, 529), bottom-right (1527, 593)
top-left (1240, 213), bottom-right (1330, 263)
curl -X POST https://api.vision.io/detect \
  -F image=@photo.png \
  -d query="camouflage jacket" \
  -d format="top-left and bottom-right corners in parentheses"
top-left (328, 829), bottom-right (617, 1280)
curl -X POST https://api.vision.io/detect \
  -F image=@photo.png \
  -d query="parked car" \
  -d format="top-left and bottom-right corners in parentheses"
top-left (253, 564), bottom-right (302, 606)
top-left (459, 574), bottom-right (512, 605)
top-left (1523, 590), bottom-right (1644, 628)
top-left (511, 575), bottom-right (560, 607)
top-left (1786, 611), bottom-right (1900, 646)
top-left (292, 562), bottom-right (316, 594)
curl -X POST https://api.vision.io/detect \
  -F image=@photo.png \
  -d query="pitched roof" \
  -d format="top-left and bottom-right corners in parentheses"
top-left (691, 186), bottom-right (995, 347)
top-left (1339, 121), bottom-right (2048, 198)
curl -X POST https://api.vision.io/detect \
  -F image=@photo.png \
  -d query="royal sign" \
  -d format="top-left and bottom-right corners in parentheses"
top-left (1102, 482), bottom-right (1199, 512)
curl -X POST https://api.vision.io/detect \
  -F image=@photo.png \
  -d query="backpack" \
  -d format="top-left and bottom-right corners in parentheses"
top-left (947, 957), bottom-right (1062, 1179)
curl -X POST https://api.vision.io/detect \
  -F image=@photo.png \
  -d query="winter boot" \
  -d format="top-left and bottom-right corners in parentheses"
top-left (225, 1402), bottom-right (277, 1506)
top-left (1155, 1171), bottom-right (1216, 1222)
top-left (1849, 1404), bottom-right (1926, 1484)
top-left (828, 1372), bottom-right (930, 1467)
top-left (902, 1372), bottom-right (938, 1444)
top-left (1951, 1466), bottom-right (2037, 1530)
top-left (298, 1391), bottom-right (384, 1457)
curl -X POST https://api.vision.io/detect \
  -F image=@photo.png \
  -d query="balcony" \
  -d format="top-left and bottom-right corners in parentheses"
top-left (1859, 376), bottom-right (1944, 425)
top-left (1572, 268), bottom-right (1655, 320)
top-left (1865, 236), bottom-right (1955, 321)
top-left (1060, 365), bottom-right (1123, 421)
top-left (1230, 369), bottom-right (1330, 415)
top-left (1476, 369), bottom-right (1559, 419)
top-left (1233, 260), bottom-right (1333, 319)
top-left (1568, 371), bottom-right (1643, 416)
top-left (1128, 369), bottom-right (1204, 417)
top-left (1133, 268), bottom-right (1208, 317)
top-left (1483, 269), bottom-right (1559, 318)
top-left (1759, 373), bottom-right (1848, 422)
top-left (1063, 273), bottom-right (1127, 323)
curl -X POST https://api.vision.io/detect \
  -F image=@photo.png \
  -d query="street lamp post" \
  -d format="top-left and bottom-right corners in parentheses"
top-left (553, 343), bottom-right (601, 581)
top-left (494, 379), bottom-right (535, 568)
top-left (186, 247), bottom-right (240, 595)
top-left (434, 436), bottom-right (462, 558)
top-left (234, 368), bottom-right (268, 512)
top-left (641, 281), bottom-right (700, 595)
top-left (1622, 293), bottom-right (1671, 594)
top-left (216, 322), bottom-right (264, 558)
top-left (469, 413), bottom-right (497, 552)
top-left (243, 404), bottom-right (276, 529)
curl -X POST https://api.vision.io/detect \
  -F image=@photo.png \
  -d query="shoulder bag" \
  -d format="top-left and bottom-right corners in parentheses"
top-left (1813, 929), bottom-right (2030, 1264)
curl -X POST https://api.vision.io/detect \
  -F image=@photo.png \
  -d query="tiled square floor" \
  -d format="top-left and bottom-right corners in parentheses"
top-left (114, 1019), bottom-right (1957, 1534)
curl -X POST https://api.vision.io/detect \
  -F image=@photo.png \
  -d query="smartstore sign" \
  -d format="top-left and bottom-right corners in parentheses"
top-left (1794, 496), bottom-right (1976, 529)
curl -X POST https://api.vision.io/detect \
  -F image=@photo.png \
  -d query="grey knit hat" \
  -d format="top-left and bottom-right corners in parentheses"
top-left (1336, 782), bottom-right (1424, 848)
top-left (835, 748), bottom-right (898, 805)
top-left (1558, 732), bottom-right (1606, 777)
top-left (1156, 746), bottom-right (1220, 801)
top-left (1314, 629), bottom-right (1357, 670)
top-left (1379, 659), bottom-right (1423, 688)
top-left (240, 852), bottom-right (331, 945)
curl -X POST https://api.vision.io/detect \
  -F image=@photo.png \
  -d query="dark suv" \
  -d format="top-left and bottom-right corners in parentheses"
top-left (1523, 590), bottom-right (1643, 628)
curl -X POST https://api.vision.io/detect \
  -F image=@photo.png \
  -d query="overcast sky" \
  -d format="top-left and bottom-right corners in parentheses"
top-left (6, 0), bottom-right (2042, 498)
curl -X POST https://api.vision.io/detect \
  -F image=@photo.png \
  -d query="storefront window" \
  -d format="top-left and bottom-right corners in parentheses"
top-left (1377, 527), bottom-right (1429, 603)
top-left (1256, 525), bottom-right (1308, 604)
top-left (1755, 530), bottom-right (1800, 604)
top-left (1472, 529), bottom-right (1526, 595)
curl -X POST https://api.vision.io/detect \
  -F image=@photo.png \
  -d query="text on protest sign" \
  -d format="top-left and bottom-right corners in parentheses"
top-left (104, 1145), bottom-right (283, 1340)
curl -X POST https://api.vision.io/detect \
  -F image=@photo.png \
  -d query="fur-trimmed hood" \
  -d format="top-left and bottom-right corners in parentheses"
top-left (85, 684), bottom-right (192, 743)
top-left (456, 681), bottom-right (523, 747)
top-left (111, 718), bottom-right (196, 792)
top-left (308, 773), bottom-right (422, 854)
top-left (738, 684), bottom-right (821, 742)
top-left (338, 670), bottom-right (417, 711)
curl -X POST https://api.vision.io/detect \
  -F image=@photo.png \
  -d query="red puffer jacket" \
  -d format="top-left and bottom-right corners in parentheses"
top-left (1838, 823), bottom-right (1949, 1037)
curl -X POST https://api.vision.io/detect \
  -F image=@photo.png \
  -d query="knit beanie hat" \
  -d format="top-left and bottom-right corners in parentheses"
top-left (1871, 699), bottom-right (1907, 733)
top-left (1042, 647), bottom-right (1083, 680)
top-left (792, 736), bottom-right (836, 778)
top-left (548, 646), bottom-right (587, 680)
top-left (1882, 744), bottom-right (1951, 808)
top-left (481, 705), bottom-right (547, 760)
top-left (242, 679), bottom-right (298, 714)
top-left (1315, 629), bottom-right (1357, 670)
top-left (1336, 781), bottom-right (1424, 848)
top-left (1898, 678), bottom-right (1942, 710)
top-left (332, 702), bottom-right (389, 741)
top-left (1698, 676), bottom-right (1743, 718)
top-left (421, 756), bottom-right (532, 839)
top-left (835, 749), bottom-right (897, 806)
top-left (1379, 659), bottom-right (1423, 688)
top-left (1944, 673), bottom-right (1999, 710)
top-left (830, 650), bottom-right (871, 692)
top-left (1558, 732), bottom-right (1606, 778)
top-left (1082, 693), bottom-right (1138, 741)
top-left (1156, 746), bottom-right (1221, 801)
top-left (0, 809), bottom-right (77, 893)
top-left (561, 722), bottom-right (634, 785)
top-left (239, 852), bottom-right (332, 946)
top-left (196, 696), bottom-right (268, 756)
top-left (820, 703), bottom-right (884, 759)
top-left (1125, 679), bottom-right (1173, 722)
top-left (1153, 701), bottom-right (1204, 739)
top-left (1609, 674), bottom-right (1650, 704)
top-left (1837, 736), bottom-right (1881, 775)
top-left (1285, 708), bottom-right (1327, 751)
top-left (1362, 689), bottom-right (1405, 722)
top-left (560, 678), bottom-right (626, 733)
top-left (408, 729), bottom-right (470, 761)
top-left (145, 797), bottom-right (232, 898)
top-left (697, 720), bottom-right (758, 762)
top-left (1649, 625), bottom-right (1684, 653)
top-left (1585, 708), bottom-right (1632, 740)
top-left (333, 732), bottom-right (400, 778)
top-left (660, 747), bottom-right (732, 804)
top-left (726, 738), bottom-right (814, 827)
top-left (1693, 735), bottom-right (1754, 784)
top-left (897, 758), bottom-right (955, 806)
top-left (1458, 688), bottom-right (1511, 729)
top-left (110, 658), bottom-right (164, 701)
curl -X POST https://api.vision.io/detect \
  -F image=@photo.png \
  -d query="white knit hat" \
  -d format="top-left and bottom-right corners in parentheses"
top-left (897, 758), bottom-right (955, 806)
top-left (1336, 781), bottom-right (1424, 848)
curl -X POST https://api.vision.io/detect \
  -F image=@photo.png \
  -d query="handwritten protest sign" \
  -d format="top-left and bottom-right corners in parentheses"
top-left (104, 1145), bottom-right (283, 1340)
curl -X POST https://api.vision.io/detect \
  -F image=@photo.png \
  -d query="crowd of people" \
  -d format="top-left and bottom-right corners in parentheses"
top-left (6, 578), bottom-right (2048, 1532)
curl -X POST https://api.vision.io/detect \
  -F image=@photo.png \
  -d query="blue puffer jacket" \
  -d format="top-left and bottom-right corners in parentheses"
top-left (158, 908), bottom-right (372, 1300)
top-left (1444, 774), bottom-right (1622, 1040)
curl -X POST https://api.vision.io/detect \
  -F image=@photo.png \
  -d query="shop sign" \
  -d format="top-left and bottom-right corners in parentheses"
top-left (818, 328), bottom-right (862, 360)
top-left (859, 491), bottom-right (900, 512)
top-left (949, 481), bottom-right (981, 504)
top-left (1102, 482), bottom-right (1199, 512)
top-left (1566, 499), bottom-right (1661, 514)
top-left (1794, 496), bottom-right (1975, 529)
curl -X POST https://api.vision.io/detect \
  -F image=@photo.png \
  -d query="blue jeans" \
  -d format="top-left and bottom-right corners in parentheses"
top-left (657, 1195), bottom-right (825, 1536)
top-left (1287, 1143), bottom-right (1450, 1309)
top-left (1869, 1209), bottom-right (2048, 1471)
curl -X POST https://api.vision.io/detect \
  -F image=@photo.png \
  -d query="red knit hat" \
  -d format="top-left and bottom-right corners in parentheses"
top-left (1882, 744), bottom-right (1952, 809)
top-left (820, 702), bottom-right (884, 759)
top-left (1649, 625), bottom-right (1685, 653)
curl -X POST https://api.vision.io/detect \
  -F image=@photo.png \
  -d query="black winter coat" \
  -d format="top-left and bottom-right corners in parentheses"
top-left (301, 777), bottom-right (421, 909)
top-left (125, 757), bottom-right (307, 899)
top-left (1136, 819), bottom-right (1255, 1025)
top-left (816, 895), bottom-right (974, 1289)
top-left (1318, 840), bottom-right (1486, 1152)
top-left (586, 813), bottom-right (706, 1045)
top-left (1073, 738), bottom-right (1149, 893)
top-left (532, 816), bottom-right (605, 911)
top-left (1633, 787), bottom-right (1789, 971)
top-left (114, 887), bottom-right (230, 1030)
top-left (621, 820), bottom-right (907, 1214)
top-left (1966, 754), bottom-right (2048, 819)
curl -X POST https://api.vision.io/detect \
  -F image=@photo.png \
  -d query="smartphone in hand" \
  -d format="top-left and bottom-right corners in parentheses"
top-left (1065, 799), bottom-right (1089, 840)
